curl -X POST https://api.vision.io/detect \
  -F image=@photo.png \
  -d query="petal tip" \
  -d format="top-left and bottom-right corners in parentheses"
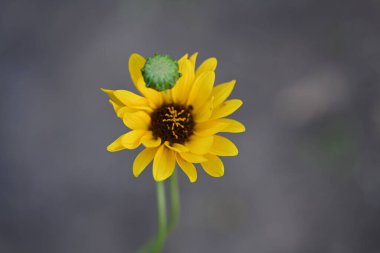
top-left (101, 88), bottom-right (113, 94)
top-left (153, 175), bottom-right (166, 182)
top-left (106, 146), bottom-right (116, 152)
top-left (130, 53), bottom-right (144, 59)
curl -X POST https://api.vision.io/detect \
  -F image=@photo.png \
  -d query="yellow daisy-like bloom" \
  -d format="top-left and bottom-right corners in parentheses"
top-left (102, 53), bottom-right (245, 183)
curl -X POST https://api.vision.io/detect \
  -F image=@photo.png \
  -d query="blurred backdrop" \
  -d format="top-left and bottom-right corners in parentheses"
top-left (1, 0), bottom-right (380, 252)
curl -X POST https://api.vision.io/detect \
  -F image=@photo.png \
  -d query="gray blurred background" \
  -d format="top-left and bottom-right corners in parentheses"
top-left (1, 0), bottom-right (380, 252)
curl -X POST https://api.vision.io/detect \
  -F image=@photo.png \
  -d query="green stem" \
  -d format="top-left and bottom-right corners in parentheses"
top-left (153, 181), bottom-right (167, 253)
top-left (137, 171), bottom-right (181, 253)
top-left (168, 169), bottom-right (180, 232)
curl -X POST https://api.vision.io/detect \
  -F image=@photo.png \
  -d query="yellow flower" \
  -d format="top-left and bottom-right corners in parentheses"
top-left (102, 53), bottom-right (245, 183)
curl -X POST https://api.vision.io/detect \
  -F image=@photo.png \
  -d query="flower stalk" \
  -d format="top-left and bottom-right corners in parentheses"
top-left (153, 181), bottom-right (167, 252)
top-left (168, 169), bottom-right (180, 232)
top-left (138, 170), bottom-right (181, 253)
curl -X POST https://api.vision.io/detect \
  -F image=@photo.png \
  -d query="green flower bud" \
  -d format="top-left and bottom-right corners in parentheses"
top-left (141, 54), bottom-right (181, 92)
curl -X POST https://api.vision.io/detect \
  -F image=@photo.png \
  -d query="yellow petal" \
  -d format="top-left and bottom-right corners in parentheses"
top-left (106, 130), bottom-right (146, 152)
top-left (164, 142), bottom-right (189, 153)
top-left (153, 145), bottom-right (176, 181)
top-left (192, 96), bottom-right (214, 123)
top-left (185, 135), bottom-right (214, 155)
top-left (201, 154), bottom-right (224, 177)
top-left (179, 152), bottom-right (207, 163)
top-left (210, 99), bottom-right (243, 120)
top-left (187, 71), bottom-right (215, 108)
top-left (108, 99), bottom-right (121, 114)
top-left (170, 59), bottom-right (194, 104)
top-left (129, 53), bottom-right (146, 87)
top-left (141, 132), bottom-right (161, 148)
top-left (122, 111), bottom-right (150, 130)
top-left (178, 53), bottom-right (188, 64)
top-left (133, 147), bottom-right (158, 177)
top-left (209, 135), bottom-right (238, 156)
top-left (195, 57), bottom-right (217, 78)
top-left (101, 88), bottom-right (114, 97)
top-left (217, 118), bottom-right (246, 133)
top-left (161, 91), bottom-right (172, 104)
top-left (109, 100), bottom-right (134, 119)
top-left (136, 77), bottom-right (164, 108)
top-left (176, 154), bottom-right (197, 183)
top-left (194, 119), bottom-right (230, 136)
top-left (101, 88), bottom-right (123, 105)
top-left (106, 134), bottom-right (127, 152)
top-left (102, 88), bottom-right (148, 118)
top-left (121, 130), bottom-right (147, 149)
top-left (212, 80), bottom-right (236, 107)
top-left (189, 52), bottom-right (198, 68)
top-left (113, 90), bottom-right (151, 111)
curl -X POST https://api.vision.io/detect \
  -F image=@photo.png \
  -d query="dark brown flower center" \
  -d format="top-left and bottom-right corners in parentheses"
top-left (150, 104), bottom-right (194, 144)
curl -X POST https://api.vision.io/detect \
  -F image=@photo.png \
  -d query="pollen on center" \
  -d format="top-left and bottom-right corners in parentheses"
top-left (150, 103), bottom-right (194, 144)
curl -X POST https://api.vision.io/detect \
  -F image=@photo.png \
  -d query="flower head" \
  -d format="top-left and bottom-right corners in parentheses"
top-left (102, 53), bottom-right (245, 183)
